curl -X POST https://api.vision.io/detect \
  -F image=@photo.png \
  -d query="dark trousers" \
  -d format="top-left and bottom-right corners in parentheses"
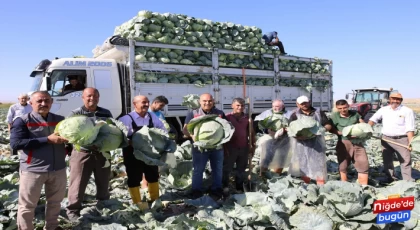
top-left (381, 136), bottom-right (413, 181)
top-left (222, 146), bottom-right (249, 189)
top-left (66, 150), bottom-right (111, 215)
top-left (262, 35), bottom-right (286, 54)
top-left (123, 146), bottom-right (159, 188)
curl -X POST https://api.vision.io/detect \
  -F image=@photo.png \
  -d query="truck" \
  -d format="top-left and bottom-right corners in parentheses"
top-left (29, 36), bottom-right (333, 141)
top-left (345, 87), bottom-right (395, 122)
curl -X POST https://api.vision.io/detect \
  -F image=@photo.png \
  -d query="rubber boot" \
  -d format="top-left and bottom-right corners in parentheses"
top-left (301, 176), bottom-right (311, 184)
top-left (274, 168), bottom-right (283, 174)
top-left (128, 186), bottom-right (149, 211)
top-left (148, 182), bottom-right (160, 202)
top-left (316, 177), bottom-right (325, 186)
top-left (340, 172), bottom-right (348, 182)
top-left (358, 173), bottom-right (368, 185)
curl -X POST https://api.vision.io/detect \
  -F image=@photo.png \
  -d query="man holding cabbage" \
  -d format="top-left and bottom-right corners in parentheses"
top-left (328, 100), bottom-right (371, 185)
top-left (255, 99), bottom-right (293, 177)
top-left (10, 91), bottom-right (68, 230)
top-left (182, 93), bottom-right (233, 200)
top-left (287, 96), bottom-right (331, 185)
top-left (119, 95), bottom-right (167, 210)
top-left (66, 88), bottom-right (114, 222)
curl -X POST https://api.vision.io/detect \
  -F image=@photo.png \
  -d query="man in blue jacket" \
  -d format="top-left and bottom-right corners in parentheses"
top-left (262, 31), bottom-right (287, 55)
top-left (10, 91), bottom-right (68, 230)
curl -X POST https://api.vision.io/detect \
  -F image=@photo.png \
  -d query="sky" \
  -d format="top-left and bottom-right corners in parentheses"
top-left (0, 0), bottom-right (419, 103)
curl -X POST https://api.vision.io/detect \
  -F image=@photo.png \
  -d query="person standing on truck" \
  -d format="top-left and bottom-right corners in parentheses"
top-left (328, 100), bottom-right (370, 185)
top-left (368, 92), bottom-right (416, 183)
top-left (66, 87), bottom-right (113, 222)
top-left (182, 93), bottom-right (227, 200)
top-left (149, 95), bottom-right (169, 120)
top-left (119, 95), bottom-right (167, 211)
top-left (287, 96), bottom-right (332, 185)
top-left (10, 91), bottom-right (68, 230)
top-left (222, 98), bottom-right (256, 193)
top-left (262, 31), bottom-right (287, 55)
top-left (6, 93), bottom-right (33, 155)
top-left (255, 99), bottom-right (293, 177)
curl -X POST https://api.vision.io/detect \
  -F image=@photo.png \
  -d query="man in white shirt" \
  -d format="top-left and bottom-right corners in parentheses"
top-left (118, 95), bottom-right (167, 210)
top-left (6, 93), bottom-right (33, 155)
top-left (6, 93), bottom-right (32, 132)
top-left (368, 92), bottom-right (416, 182)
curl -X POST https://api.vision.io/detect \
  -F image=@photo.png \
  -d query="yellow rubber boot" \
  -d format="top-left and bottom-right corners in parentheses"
top-left (148, 182), bottom-right (160, 202)
top-left (128, 187), bottom-right (141, 204)
top-left (128, 186), bottom-right (149, 211)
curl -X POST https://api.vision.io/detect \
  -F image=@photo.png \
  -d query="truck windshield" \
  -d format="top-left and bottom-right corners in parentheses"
top-left (354, 91), bottom-right (387, 103)
top-left (30, 73), bottom-right (43, 92)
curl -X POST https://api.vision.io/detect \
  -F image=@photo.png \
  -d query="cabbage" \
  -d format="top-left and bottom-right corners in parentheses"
top-left (288, 116), bottom-right (322, 139)
top-left (132, 126), bottom-right (176, 166)
top-left (160, 119), bottom-right (176, 139)
top-left (87, 118), bottom-right (129, 153)
top-left (258, 113), bottom-right (289, 131)
top-left (181, 94), bottom-right (200, 109)
top-left (411, 135), bottom-right (420, 154)
top-left (55, 115), bottom-right (105, 149)
top-left (342, 123), bottom-right (373, 139)
top-left (187, 114), bottom-right (235, 151)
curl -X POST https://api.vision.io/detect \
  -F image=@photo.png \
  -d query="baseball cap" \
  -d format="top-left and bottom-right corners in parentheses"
top-left (389, 92), bottom-right (403, 99)
top-left (296, 96), bottom-right (310, 104)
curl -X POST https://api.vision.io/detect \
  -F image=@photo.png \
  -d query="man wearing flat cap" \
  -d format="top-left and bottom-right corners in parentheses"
top-left (64, 75), bottom-right (85, 91)
top-left (368, 92), bottom-right (416, 183)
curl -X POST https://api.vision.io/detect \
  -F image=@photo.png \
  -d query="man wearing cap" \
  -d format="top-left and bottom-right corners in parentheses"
top-left (288, 95), bottom-right (331, 185)
top-left (368, 92), bottom-right (416, 183)
top-left (63, 75), bottom-right (85, 91)
top-left (262, 31), bottom-right (287, 55)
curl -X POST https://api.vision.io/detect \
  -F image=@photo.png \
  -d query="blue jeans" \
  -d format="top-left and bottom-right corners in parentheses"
top-left (192, 147), bottom-right (224, 192)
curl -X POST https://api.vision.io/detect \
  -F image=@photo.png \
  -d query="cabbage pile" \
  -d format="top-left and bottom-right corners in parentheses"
top-left (116, 10), bottom-right (270, 53)
top-left (342, 123), bottom-right (374, 144)
top-left (288, 116), bottom-right (323, 139)
top-left (187, 114), bottom-right (235, 151)
top-left (109, 10), bottom-right (331, 74)
top-left (181, 94), bottom-right (200, 109)
top-left (132, 126), bottom-right (177, 166)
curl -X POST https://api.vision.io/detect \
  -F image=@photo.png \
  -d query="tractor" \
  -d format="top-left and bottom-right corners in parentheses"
top-left (345, 87), bottom-right (396, 123)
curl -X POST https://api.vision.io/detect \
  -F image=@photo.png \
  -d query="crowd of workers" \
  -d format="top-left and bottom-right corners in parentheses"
top-left (6, 86), bottom-right (416, 229)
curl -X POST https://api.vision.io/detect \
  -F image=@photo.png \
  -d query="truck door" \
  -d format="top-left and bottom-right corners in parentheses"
top-left (47, 69), bottom-right (89, 117)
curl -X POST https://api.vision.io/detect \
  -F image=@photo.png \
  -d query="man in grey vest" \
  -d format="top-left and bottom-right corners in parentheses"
top-left (10, 91), bottom-right (68, 230)
top-left (66, 88), bottom-right (113, 222)
top-left (183, 93), bottom-right (227, 200)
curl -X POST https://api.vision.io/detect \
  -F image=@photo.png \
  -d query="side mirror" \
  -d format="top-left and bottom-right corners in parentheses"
top-left (46, 77), bottom-right (51, 90)
top-left (345, 94), bottom-right (349, 100)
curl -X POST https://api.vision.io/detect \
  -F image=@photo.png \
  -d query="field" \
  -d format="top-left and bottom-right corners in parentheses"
top-left (0, 103), bottom-right (12, 109)
top-left (404, 98), bottom-right (420, 112)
